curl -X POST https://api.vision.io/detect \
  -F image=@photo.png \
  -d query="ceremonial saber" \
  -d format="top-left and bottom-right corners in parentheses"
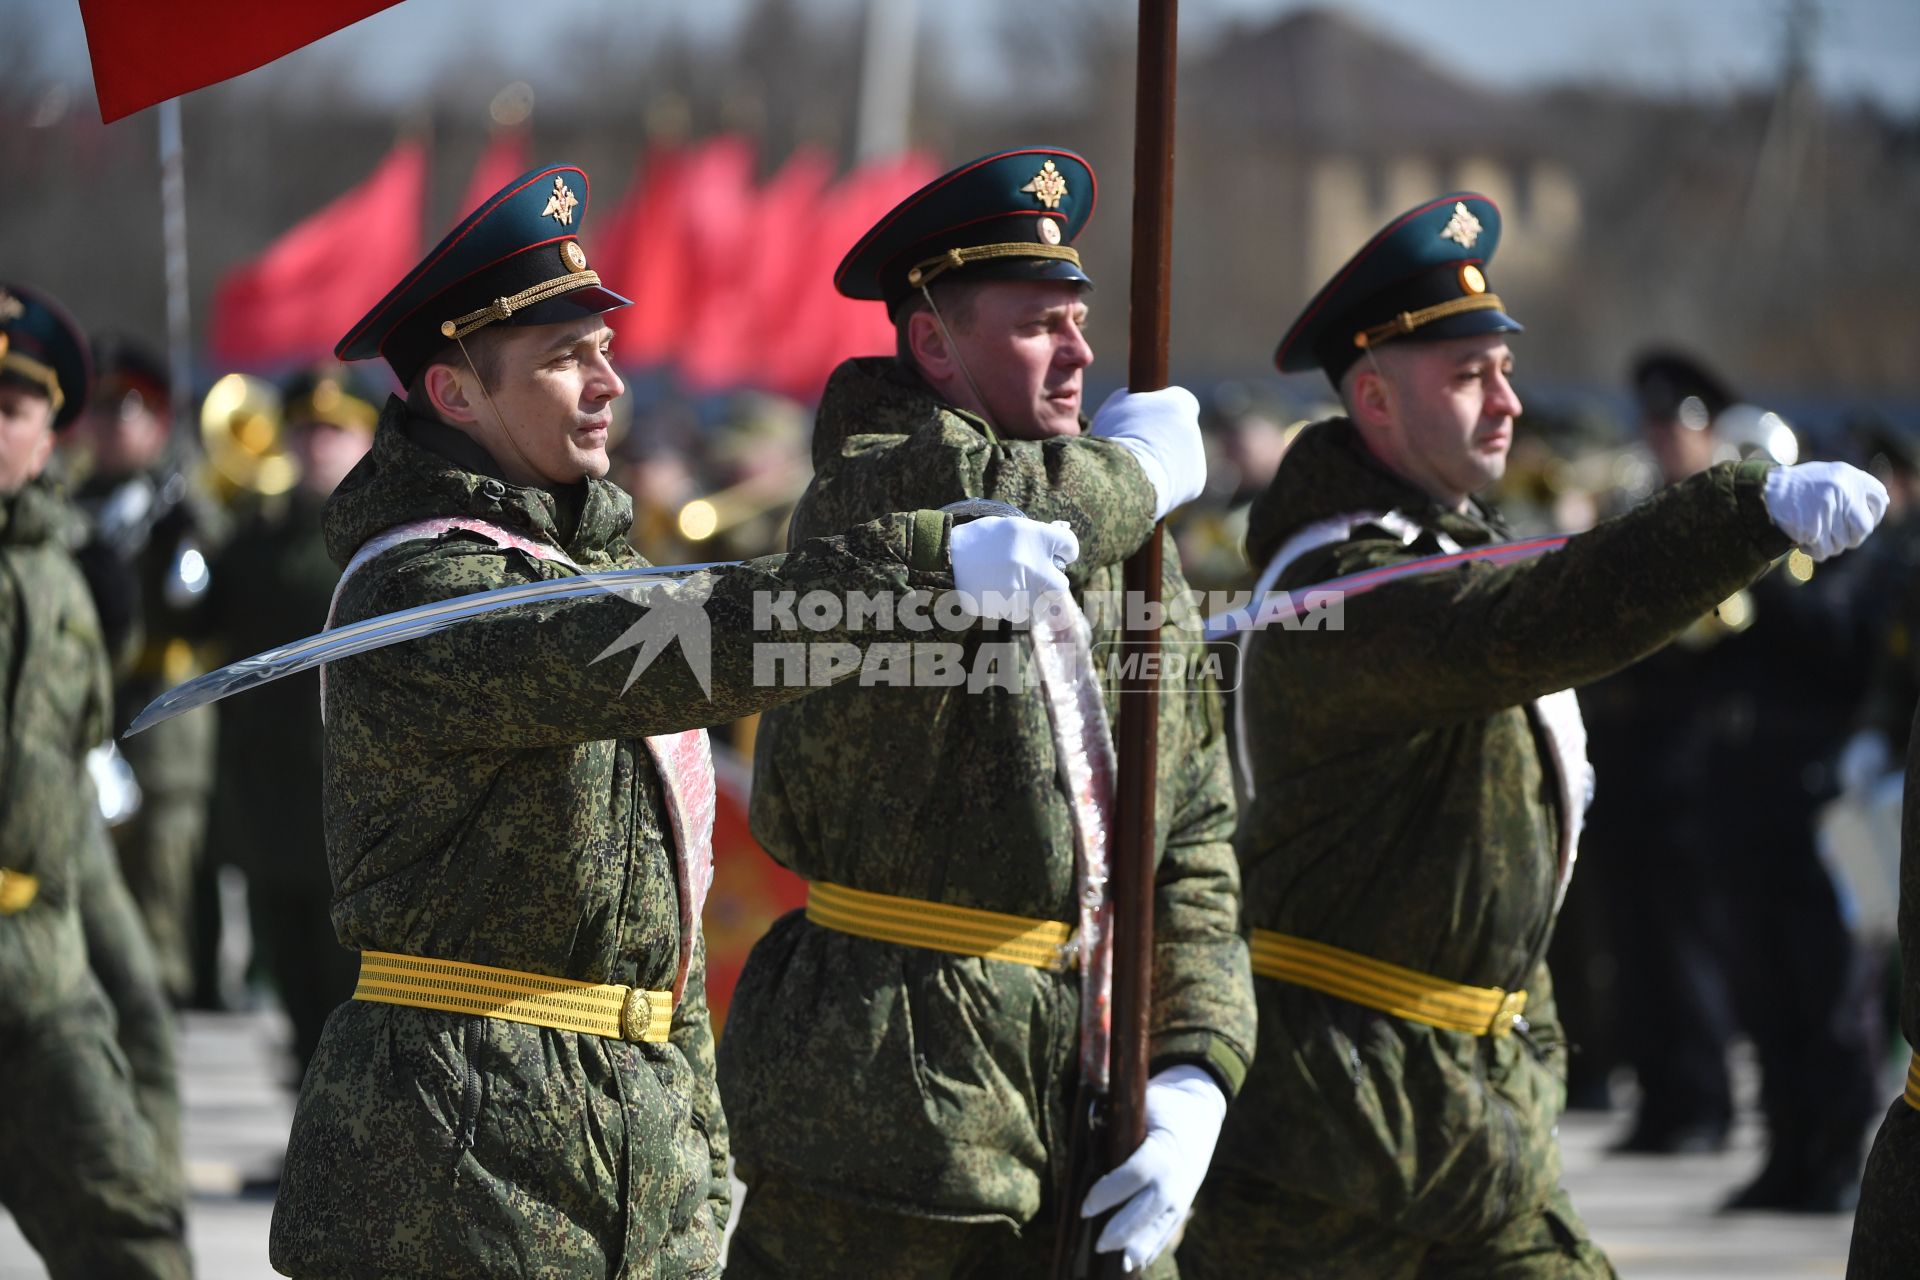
top-left (123, 558), bottom-right (736, 736)
top-left (1202, 534), bottom-right (1573, 641)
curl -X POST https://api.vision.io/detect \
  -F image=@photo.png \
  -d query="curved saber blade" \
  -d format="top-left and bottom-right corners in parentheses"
top-left (125, 559), bottom-right (738, 737)
top-left (1202, 534), bottom-right (1571, 641)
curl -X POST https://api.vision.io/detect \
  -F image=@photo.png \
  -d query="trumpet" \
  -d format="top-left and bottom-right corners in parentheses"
top-left (675, 469), bottom-right (811, 543)
top-left (199, 372), bottom-right (299, 501)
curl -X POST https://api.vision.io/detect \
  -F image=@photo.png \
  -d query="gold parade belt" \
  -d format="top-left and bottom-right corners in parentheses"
top-left (1250, 928), bottom-right (1527, 1038)
top-left (0, 869), bottom-right (39, 914)
top-left (1905, 1052), bottom-right (1919, 1112)
top-left (353, 951), bottom-right (673, 1043)
top-left (806, 882), bottom-right (1075, 970)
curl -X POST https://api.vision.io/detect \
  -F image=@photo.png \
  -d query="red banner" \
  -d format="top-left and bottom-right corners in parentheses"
top-left (209, 141), bottom-right (426, 369)
top-left (80, 0), bottom-right (402, 123)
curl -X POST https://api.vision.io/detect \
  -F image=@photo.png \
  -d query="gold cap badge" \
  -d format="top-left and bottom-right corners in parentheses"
top-left (1458, 264), bottom-right (1486, 294)
top-left (561, 240), bottom-right (588, 272)
top-left (1439, 201), bottom-right (1483, 249)
top-left (0, 290), bottom-right (22, 323)
top-left (542, 176), bottom-right (579, 226)
top-left (1037, 217), bottom-right (1062, 246)
top-left (1022, 160), bottom-right (1068, 210)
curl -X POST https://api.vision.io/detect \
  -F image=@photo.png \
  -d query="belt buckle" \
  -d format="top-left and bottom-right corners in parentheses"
top-left (619, 987), bottom-right (654, 1042)
top-left (1490, 989), bottom-right (1528, 1037)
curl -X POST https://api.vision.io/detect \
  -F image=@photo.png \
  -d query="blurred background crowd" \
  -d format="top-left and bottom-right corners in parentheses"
top-left (4, 0), bottom-right (1919, 1225)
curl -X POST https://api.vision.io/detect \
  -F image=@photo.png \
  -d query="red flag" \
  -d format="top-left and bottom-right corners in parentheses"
top-left (209, 141), bottom-right (426, 368)
top-left (760, 151), bottom-right (941, 401)
top-left (80, 0), bottom-right (401, 123)
top-left (455, 129), bottom-right (531, 223)
top-left (680, 145), bottom-right (834, 392)
top-left (599, 137), bottom-right (756, 370)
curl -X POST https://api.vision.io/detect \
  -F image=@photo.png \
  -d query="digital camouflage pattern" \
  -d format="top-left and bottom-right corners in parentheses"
top-left (1184, 1174), bottom-right (1610, 1279)
top-left (270, 397), bottom-right (960, 1280)
top-left (1846, 696), bottom-right (1920, 1279)
top-left (727, 1174), bottom-right (1179, 1279)
top-left (1183, 418), bottom-right (1791, 1275)
top-left (720, 357), bottom-right (1255, 1245)
top-left (205, 490), bottom-right (358, 1076)
top-left (1185, 418), bottom-right (1791, 1272)
top-left (0, 478), bottom-right (190, 1280)
top-left (76, 784), bottom-right (187, 1213)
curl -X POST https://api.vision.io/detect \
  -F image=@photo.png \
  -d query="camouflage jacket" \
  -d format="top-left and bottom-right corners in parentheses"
top-left (720, 358), bottom-right (1254, 1226)
top-left (1213, 417), bottom-right (1790, 1241)
top-left (269, 398), bottom-right (959, 1280)
top-left (0, 480), bottom-right (114, 1028)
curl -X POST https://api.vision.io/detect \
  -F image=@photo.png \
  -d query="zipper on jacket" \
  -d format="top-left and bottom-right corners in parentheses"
top-left (456, 1019), bottom-right (482, 1149)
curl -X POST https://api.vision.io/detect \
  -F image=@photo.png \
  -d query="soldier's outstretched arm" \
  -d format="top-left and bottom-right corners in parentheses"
top-left (329, 509), bottom-right (1074, 748)
top-left (808, 405), bottom-right (1164, 579)
top-left (1265, 459), bottom-right (1810, 737)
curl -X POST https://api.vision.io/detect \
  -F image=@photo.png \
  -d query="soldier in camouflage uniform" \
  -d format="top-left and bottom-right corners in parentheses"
top-left (718, 149), bottom-right (1256, 1277)
top-left (1178, 194), bottom-right (1888, 1278)
top-left (0, 282), bottom-right (190, 1279)
top-left (265, 164), bottom-right (1075, 1280)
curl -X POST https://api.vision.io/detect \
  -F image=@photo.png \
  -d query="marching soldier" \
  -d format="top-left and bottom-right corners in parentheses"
top-left (204, 365), bottom-right (376, 1081)
top-left (717, 148), bottom-right (1256, 1277)
top-left (1179, 194), bottom-right (1887, 1277)
top-left (68, 336), bottom-right (226, 1005)
top-left (265, 163), bottom-right (1076, 1279)
top-left (0, 283), bottom-right (190, 1278)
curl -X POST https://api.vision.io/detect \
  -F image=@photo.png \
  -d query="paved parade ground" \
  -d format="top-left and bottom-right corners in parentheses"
top-left (0, 1009), bottom-right (1877, 1279)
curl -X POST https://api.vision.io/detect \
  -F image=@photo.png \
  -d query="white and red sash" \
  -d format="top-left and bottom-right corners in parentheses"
top-left (322, 516), bottom-right (715, 1000)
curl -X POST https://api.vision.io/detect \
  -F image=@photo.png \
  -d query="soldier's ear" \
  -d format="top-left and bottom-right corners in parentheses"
top-left (906, 310), bottom-right (951, 380)
top-left (424, 362), bottom-right (479, 426)
top-left (1351, 364), bottom-right (1395, 431)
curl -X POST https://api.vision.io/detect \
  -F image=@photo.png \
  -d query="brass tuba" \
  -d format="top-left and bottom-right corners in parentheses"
top-left (199, 372), bottom-right (298, 501)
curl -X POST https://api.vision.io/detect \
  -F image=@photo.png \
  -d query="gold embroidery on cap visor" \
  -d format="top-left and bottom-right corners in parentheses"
top-left (439, 269), bottom-right (605, 341)
top-left (1351, 292), bottom-right (1509, 351)
top-left (1022, 160), bottom-right (1069, 209)
top-left (906, 242), bottom-right (1082, 289)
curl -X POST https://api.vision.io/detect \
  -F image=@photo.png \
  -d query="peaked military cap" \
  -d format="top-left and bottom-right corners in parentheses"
top-left (283, 363), bottom-right (381, 434)
top-left (0, 282), bottom-right (91, 430)
top-left (1276, 192), bottom-right (1521, 384)
top-left (90, 331), bottom-right (170, 416)
top-left (837, 148), bottom-right (1097, 317)
top-left (336, 163), bottom-right (631, 385)
top-left (1630, 348), bottom-right (1736, 425)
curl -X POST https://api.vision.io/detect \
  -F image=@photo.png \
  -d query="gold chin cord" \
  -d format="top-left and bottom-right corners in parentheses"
top-left (454, 333), bottom-right (544, 484)
top-left (918, 284), bottom-right (1000, 446)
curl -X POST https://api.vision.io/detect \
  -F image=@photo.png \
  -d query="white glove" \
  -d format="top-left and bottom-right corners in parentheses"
top-left (1838, 729), bottom-right (1893, 796)
top-left (1090, 386), bottom-right (1207, 522)
top-left (1761, 462), bottom-right (1888, 561)
top-left (949, 516), bottom-right (1079, 624)
top-left (1080, 1065), bottom-right (1227, 1273)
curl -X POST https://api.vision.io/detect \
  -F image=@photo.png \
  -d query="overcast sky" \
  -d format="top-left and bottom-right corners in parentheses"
top-left (15, 0), bottom-right (1920, 115)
